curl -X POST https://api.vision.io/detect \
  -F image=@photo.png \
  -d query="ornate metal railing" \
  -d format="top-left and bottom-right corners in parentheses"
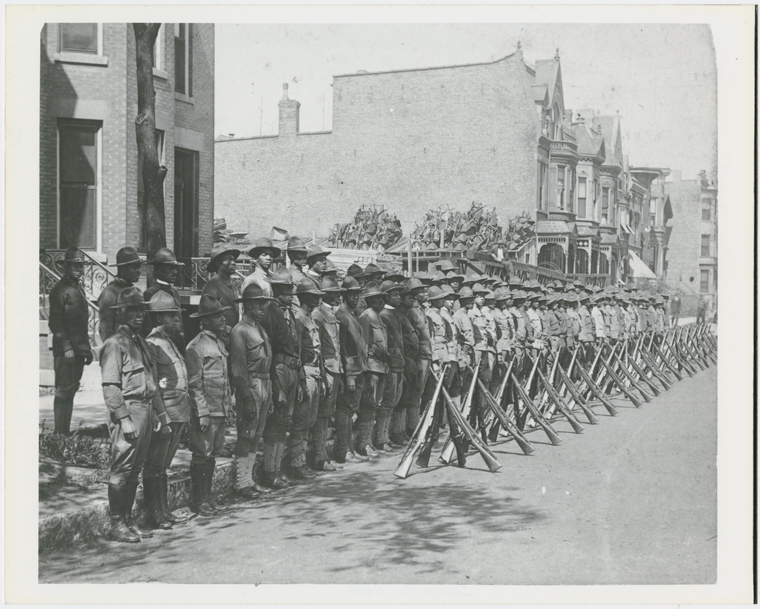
top-left (39, 261), bottom-right (101, 347)
top-left (177, 257), bottom-right (253, 291)
top-left (40, 250), bottom-right (115, 300)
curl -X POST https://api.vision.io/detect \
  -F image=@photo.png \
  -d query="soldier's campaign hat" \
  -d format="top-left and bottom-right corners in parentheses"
top-left (484, 291), bottom-right (497, 302)
top-left (249, 237), bottom-right (282, 260)
top-left (578, 292), bottom-right (590, 302)
top-left (341, 276), bottom-right (363, 292)
top-left (63, 246), bottom-right (85, 264)
top-left (458, 286), bottom-right (475, 300)
top-left (511, 290), bottom-right (527, 300)
top-left (287, 235), bottom-right (308, 253)
top-left (346, 263), bottom-right (367, 280)
top-left (237, 282), bottom-right (274, 302)
top-left (319, 260), bottom-right (340, 277)
top-left (190, 294), bottom-right (231, 318)
top-left (363, 263), bottom-right (385, 278)
top-left (296, 277), bottom-right (324, 296)
top-left (381, 279), bottom-right (402, 294)
top-left (460, 273), bottom-right (479, 287)
top-left (441, 285), bottom-right (459, 300)
top-left (416, 272), bottom-right (434, 286)
top-left (270, 267), bottom-right (295, 290)
top-left (207, 244), bottom-right (241, 274)
top-left (362, 281), bottom-right (384, 299)
top-left (402, 278), bottom-right (426, 294)
top-left (428, 270), bottom-right (447, 285)
top-left (482, 275), bottom-right (499, 285)
top-left (495, 288), bottom-right (511, 302)
top-left (437, 260), bottom-right (457, 273)
top-left (147, 290), bottom-right (182, 312)
top-left (318, 276), bottom-right (342, 293)
top-left (150, 247), bottom-right (185, 266)
top-left (445, 270), bottom-right (466, 283)
top-left (427, 286), bottom-right (448, 301)
top-left (111, 286), bottom-right (146, 309)
top-left (384, 270), bottom-right (406, 283)
top-left (306, 244), bottom-right (331, 264)
top-left (112, 246), bottom-right (142, 267)
top-left (472, 283), bottom-right (489, 295)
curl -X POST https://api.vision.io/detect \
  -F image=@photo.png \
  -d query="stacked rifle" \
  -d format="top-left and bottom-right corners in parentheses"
top-left (328, 205), bottom-right (403, 251)
top-left (410, 202), bottom-right (503, 253)
top-left (395, 323), bottom-right (717, 479)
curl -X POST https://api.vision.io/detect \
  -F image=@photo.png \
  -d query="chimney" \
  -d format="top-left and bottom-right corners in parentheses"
top-left (278, 83), bottom-right (300, 137)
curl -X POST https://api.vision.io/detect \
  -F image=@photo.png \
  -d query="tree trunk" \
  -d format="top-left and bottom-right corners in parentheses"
top-left (133, 23), bottom-right (167, 262)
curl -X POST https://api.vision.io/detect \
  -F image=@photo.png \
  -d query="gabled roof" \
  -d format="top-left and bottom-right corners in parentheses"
top-left (531, 84), bottom-right (549, 104)
top-left (536, 220), bottom-right (574, 235)
top-left (534, 59), bottom-right (561, 102)
top-left (572, 122), bottom-right (605, 160)
top-left (592, 115), bottom-right (623, 167)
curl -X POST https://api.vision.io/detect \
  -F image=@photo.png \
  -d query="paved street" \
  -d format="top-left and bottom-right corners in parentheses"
top-left (39, 365), bottom-right (716, 585)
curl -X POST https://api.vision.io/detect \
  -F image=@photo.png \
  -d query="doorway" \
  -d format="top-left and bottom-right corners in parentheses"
top-left (174, 148), bottom-right (199, 261)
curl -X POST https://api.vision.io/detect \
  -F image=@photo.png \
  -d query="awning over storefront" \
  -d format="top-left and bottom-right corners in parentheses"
top-left (628, 250), bottom-right (655, 278)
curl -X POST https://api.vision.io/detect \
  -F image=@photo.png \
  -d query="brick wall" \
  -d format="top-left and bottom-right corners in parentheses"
top-left (215, 52), bottom-right (539, 239)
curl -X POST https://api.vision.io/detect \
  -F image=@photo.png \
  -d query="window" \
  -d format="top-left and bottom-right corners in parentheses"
top-left (557, 165), bottom-right (566, 209)
top-left (568, 168), bottom-right (575, 213)
top-left (137, 130), bottom-right (165, 248)
top-left (59, 23), bottom-right (98, 54)
top-left (700, 269), bottom-right (710, 293)
top-left (577, 177), bottom-right (587, 219)
top-left (701, 234), bottom-right (710, 257)
top-left (59, 121), bottom-right (100, 250)
top-left (537, 162), bottom-right (548, 211)
top-left (174, 24), bottom-right (192, 96)
top-left (601, 187), bottom-right (610, 224)
top-left (702, 200), bottom-right (711, 221)
top-left (152, 24), bottom-right (164, 72)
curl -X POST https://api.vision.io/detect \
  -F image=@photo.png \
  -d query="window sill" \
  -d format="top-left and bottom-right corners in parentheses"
top-left (54, 52), bottom-right (109, 67)
top-left (153, 67), bottom-right (169, 80)
top-left (174, 92), bottom-right (194, 105)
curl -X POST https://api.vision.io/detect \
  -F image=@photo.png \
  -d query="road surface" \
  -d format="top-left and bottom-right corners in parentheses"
top-left (40, 365), bottom-right (717, 585)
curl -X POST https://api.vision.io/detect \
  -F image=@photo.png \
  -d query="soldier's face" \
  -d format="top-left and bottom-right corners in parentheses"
top-left (122, 262), bottom-right (142, 283)
top-left (323, 292), bottom-right (341, 307)
top-left (444, 297), bottom-right (455, 311)
top-left (415, 289), bottom-right (428, 305)
top-left (388, 290), bottom-right (401, 308)
top-left (159, 312), bottom-right (181, 332)
top-left (345, 291), bottom-right (360, 309)
top-left (218, 254), bottom-right (236, 275)
top-left (64, 261), bottom-right (84, 282)
top-left (401, 294), bottom-right (415, 309)
top-left (257, 252), bottom-right (273, 271)
top-left (204, 311), bottom-right (227, 335)
top-left (368, 296), bottom-right (384, 313)
top-left (275, 289), bottom-right (294, 307)
top-left (123, 306), bottom-right (144, 331)
top-left (289, 251), bottom-right (307, 269)
top-left (450, 280), bottom-right (462, 291)
top-left (156, 263), bottom-right (178, 284)
top-left (474, 295), bottom-right (485, 307)
top-left (249, 300), bottom-right (269, 321)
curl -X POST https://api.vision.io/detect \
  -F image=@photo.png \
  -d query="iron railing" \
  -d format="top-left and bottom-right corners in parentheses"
top-left (40, 250), bottom-right (115, 299)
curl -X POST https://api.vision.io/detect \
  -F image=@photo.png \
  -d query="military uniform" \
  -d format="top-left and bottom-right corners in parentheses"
top-left (406, 301), bottom-right (433, 430)
top-left (358, 298), bottom-right (388, 455)
top-left (312, 298), bottom-right (343, 469)
top-left (203, 275), bottom-right (241, 333)
top-left (396, 301), bottom-right (420, 442)
top-left (379, 301), bottom-right (405, 448)
top-left (98, 277), bottom-right (135, 342)
top-left (143, 281), bottom-right (186, 352)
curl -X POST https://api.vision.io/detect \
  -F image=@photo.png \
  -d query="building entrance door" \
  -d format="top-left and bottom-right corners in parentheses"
top-left (174, 148), bottom-right (199, 261)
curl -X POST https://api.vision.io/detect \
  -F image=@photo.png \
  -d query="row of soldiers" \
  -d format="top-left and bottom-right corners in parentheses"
top-left (46, 240), bottom-right (679, 544)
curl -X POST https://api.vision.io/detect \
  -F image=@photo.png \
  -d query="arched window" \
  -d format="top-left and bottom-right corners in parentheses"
top-left (538, 243), bottom-right (565, 272)
top-left (576, 249), bottom-right (589, 274)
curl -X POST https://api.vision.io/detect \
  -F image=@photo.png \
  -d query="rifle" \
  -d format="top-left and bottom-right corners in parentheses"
top-left (530, 358), bottom-right (585, 434)
top-left (415, 364), bottom-right (450, 468)
top-left (539, 354), bottom-right (562, 419)
top-left (438, 381), bottom-right (502, 473)
top-left (636, 348), bottom-right (673, 390)
top-left (595, 346), bottom-right (643, 407)
top-left (509, 370), bottom-right (563, 445)
top-left (610, 345), bottom-right (653, 402)
top-left (575, 357), bottom-right (619, 416)
top-left (651, 340), bottom-right (686, 381)
top-left (553, 350), bottom-right (600, 424)
top-left (486, 357), bottom-right (516, 442)
top-left (394, 367), bottom-right (448, 479)
top-left (439, 359), bottom-right (481, 464)
top-left (626, 346), bottom-right (665, 395)
top-left (662, 331), bottom-right (696, 376)
top-left (475, 377), bottom-right (535, 455)
top-left (518, 354), bottom-right (542, 429)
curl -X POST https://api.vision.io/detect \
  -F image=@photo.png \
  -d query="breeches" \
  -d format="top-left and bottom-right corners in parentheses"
top-left (109, 401), bottom-right (154, 487)
top-left (190, 416), bottom-right (226, 461)
top-left (263, 364), bottom-right (298, 444)
top-left (54, 355), bottom-right (85, 399)
top-left (144, 421), bottom-right (187, 478)
top-left (235, 377), bottom-right (271, 456)
top-left (336, 372), bottom-right (366, 416)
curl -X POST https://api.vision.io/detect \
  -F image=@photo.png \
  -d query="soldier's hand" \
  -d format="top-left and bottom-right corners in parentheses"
top-left (199, 415), bottom-right (210, 431)
top-left (157, 421), bottom-right (172, 435)
top-left (346, 375), bottom-right (356, 393)
top-left (84, 350), bottom-right (94, 366)
top-left (64, 349), bottom-right (76, 364)
top-left (319, 380), bottom-right (328, 398)
top-left (273, 384), bottom-right (286, 405)
top-left (120, 416), bottom-right (139, 444)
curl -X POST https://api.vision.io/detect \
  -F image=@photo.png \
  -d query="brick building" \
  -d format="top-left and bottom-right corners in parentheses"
top-left (216, 46), bottom-right (668, 284)
top-left (39, 23), bottom-right (215, 264)
top-left (665, 171), bottom-right (718, 314)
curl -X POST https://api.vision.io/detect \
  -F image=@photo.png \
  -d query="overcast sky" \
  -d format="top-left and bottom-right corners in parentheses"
top-left (215, 24), bottom-right (717, 180)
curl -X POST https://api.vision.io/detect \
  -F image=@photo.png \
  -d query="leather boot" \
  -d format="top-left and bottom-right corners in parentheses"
top-left (124, 479), bottom-right (153, 538)
top-left (205, 459), bottom-right (226, 512)
top-left (406, 403), bottom-right (421, 438)
top-left (160, 473), bottom-right (188, 524)
top-left (143, 477), bottom-right (172, 530)
top-left (234, 455), bottom-right (256, 499)
top-left (107, 484), bottom-right (140, 543)
top-left (389, 411), bottom-right (406, 446)
top-left (190, 462), bottom-right (216, 517)
top-left (53, 395), bottom-right (71, 435)
top-left (372, 410), bottom-right (386, 448)
top-left (248, 453), bottom-right (271, 494)
top-left (333, 411), bottom-right (350, 463)
top-left (273, 442), bottom-right (291, 488)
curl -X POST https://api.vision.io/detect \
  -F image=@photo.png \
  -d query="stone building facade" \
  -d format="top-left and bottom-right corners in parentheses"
top-left (39, 23), bottom-right (215, 264)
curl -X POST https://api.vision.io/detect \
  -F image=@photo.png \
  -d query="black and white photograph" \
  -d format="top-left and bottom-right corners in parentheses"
top-left (4, 3), bottom-right (755, 604)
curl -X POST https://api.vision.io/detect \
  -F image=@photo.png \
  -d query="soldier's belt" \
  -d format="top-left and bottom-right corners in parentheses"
top-left (273, 353), bottom-right (300, 370)
top-left (303, 365), bottom-right (321, 377)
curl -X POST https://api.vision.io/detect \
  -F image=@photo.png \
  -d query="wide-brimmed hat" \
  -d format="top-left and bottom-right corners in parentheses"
top-left (494, 288), bottom-right (511, 302)
top-left (458, 286), bottom-right (475, 300)
top-left (384, 270), bottom-right (406, 283)
top-left (63, 246), bottom-right (85, 264)
top-left (320, 276), bottom-right (344, 293)
top-left (237, 283), bottom-right (274, 302)
top-left (445, 270), bottom-right (466, 283)
top-left (381, 280), bottom-right (402, 294)
top-left (437, 260), bottom-right (457, 273)
top-left (472, 283), bottom-right (489, 295)
top-left (484, 291), bottom-right (497, 302)
top-left (428, 270), bottom-right (446, 285)
top-left (441, 285), bottom-right (459, 300)
top-left (147, 290), bottom-right (182, 312)
top-left (363, 281), bottom-right (384, 299)
top-left (249, 238), bottom-right (282, 260)
top-left (346, 263), bottom-right (366, 279)
top-left (207, 244), bottom-right (241, 274)
top-left (112, 247), bottom-right (142, 267)
top-left (508, 276), bottom-right (523, 287)
top-left (511, 290), bottom-right (527, 300)
top-left (150, 247), bottom-right (185, 266)
top-left (341, 276), bottom-right (363, 292)
top-left (306, 244), bottom-right (331, 264)
top-left (296, 277), bottom-right (324, 296)
top-left (111, 286), bottom-right (145, 309)
top-left (363, 263), bottom-right (385, 278)
top-left (287, 235), bottom-right (308, 253)
top-left (270, 267), bottom-right (295, 291)
top-left (320, 260), bottom-right (340, 277)
top-left (427, 286), bottom-right (448, 302)
top-left (402, 278), bottom-right (426, 294)
top-left (190, 294), bottom-right (231, 318)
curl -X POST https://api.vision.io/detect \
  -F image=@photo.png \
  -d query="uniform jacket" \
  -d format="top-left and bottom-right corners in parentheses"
top-left (578, 305), bottom-right (595, 342)
top-left (605, 305), bottom-right (620, 340)
top-left (97, 277), bottom-right (132, 342)
top-left (295, 305), bottom-right (325, 378)
top-left (527, 308), bottom-right (543, 339)
top-left (509, 307), bottom-right (528, 344)
top-left (49, 275), bottom-right (91, 357)
top-left (380, 305), bottom-right (406, 372)
top-left (469, 305), bottom-right (490, 353)
top-left (146, 326), bottom-right (191, 422)
top-left (591, 306), bottom-right (606, 338)
top-left (203, 275), bottom-right (241, 330)
top-left (406, 303), bottom-right (433, 359)
top-left (425, 306), bottom-right (453, 364)
top-left (481, 306), bottom-right (498, 352)
top-left (186, 330), bottom-right (233, 418)
top-left (453, 306), bottom-right (475, 356)
top-left (360, 307), bottom-right (389, 374)
top-left (336, 303), bottom-right (369, 378)
top-left (313, 303), bottom-right (342, 374)
top-left (492, 307), bottom-right (513, 353)
top-left (143, 281), bottom-right (186, 352)
top-left (242, 266), bottom-right (273, 299)
top-left (399, 306), bottom-right (420, 361)
top-left (439, 307), bottom-right (460, 362)
top-left (624, 306), bottom-right (638, 336)
top-left (100, 325), bottom-right (167, 424)
top-left (230, 316), bottom-right (272, 381)
top-left (261, 300), bottom-right (303, 380)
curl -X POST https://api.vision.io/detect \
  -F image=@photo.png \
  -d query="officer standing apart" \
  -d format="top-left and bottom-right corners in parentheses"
top-left (186, 295), bottom-right (233, 516)
top-left (143, 291), bottom-right (191, 530)
top-left (48, 247), bottom-right (93, 435)
top-left (260, 268), bottom-right (304, 488)
top-left (230, 283), bottom-right (274, 499)
top-left (98, 247), bottom-right (142, 342)
top-left (100, 287), bottom-right (171, 543)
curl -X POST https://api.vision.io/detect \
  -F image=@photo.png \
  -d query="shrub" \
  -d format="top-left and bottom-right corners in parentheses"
top-left (39, 423), bottom-right (109, 469)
